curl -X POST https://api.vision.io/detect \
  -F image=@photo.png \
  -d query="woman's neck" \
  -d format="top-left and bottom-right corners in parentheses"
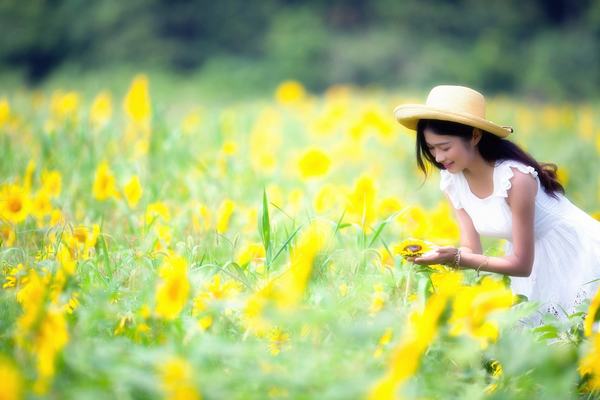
top-left (463, 155), bottom-right (495, 181)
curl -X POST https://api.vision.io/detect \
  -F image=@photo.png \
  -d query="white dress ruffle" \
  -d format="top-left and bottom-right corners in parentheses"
top-left (440, 159), bottom-right (600, 322)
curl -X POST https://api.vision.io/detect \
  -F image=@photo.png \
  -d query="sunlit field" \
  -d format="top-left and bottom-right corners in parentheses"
top-left (1, 75), bottom-right (600, 399)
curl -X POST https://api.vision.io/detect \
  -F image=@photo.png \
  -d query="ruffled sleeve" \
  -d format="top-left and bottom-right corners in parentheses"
top-left (493, 160), bottom-right (539, 198)
top-left (440, 169), bottom-right (463, 209)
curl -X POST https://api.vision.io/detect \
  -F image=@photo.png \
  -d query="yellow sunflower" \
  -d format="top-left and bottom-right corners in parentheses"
top-left (393, 238), bottom-right (432, 258)
top-left (1, 184), bottom-right (30, 224)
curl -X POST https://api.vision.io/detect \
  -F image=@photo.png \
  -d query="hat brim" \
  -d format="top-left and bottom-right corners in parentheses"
top-left (394, 104), bottom-right (512, 138)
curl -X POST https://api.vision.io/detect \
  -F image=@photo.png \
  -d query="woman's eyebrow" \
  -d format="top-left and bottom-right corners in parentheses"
top-left (426, 141), bottom-right (451, 147)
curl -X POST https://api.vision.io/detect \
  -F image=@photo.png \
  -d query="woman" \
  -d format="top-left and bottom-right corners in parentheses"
top-left (394, 85), bottom-right (600, 320)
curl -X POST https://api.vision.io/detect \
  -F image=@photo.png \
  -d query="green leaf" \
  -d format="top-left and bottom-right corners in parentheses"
top-left (532, 324), bottom-right (559, 340)
top-left (258, 188), bottom-right (271, 257)
top-left (333, 209), bottom-right (347, 235)
top-left (368, 220), bottom-right (388, 248)
top-left (272, 225), bottom-right (302, 263)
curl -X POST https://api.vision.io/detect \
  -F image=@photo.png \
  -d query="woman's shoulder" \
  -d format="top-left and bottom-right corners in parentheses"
top-left (495, 159), bottom-right (538, 178)
top-left (493, 159), bottom-right (539, 199)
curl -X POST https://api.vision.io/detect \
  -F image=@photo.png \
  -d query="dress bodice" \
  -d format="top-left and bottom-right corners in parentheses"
top-left (440, 159), bottom-right (569, 241)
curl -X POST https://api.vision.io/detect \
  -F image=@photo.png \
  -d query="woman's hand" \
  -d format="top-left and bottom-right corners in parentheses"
top-left (405, 246), bottom-right (458, 266)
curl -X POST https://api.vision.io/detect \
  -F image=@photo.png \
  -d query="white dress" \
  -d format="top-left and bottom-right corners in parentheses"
top-left (440, 159), bottom-right (600, 322)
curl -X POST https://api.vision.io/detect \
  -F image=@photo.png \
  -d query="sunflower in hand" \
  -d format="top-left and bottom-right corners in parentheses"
top-left (393, 238), bottom-right (433, 259)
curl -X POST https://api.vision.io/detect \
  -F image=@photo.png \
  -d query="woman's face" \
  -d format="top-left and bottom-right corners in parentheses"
top-left (424, 128), bottom-right (477, 173)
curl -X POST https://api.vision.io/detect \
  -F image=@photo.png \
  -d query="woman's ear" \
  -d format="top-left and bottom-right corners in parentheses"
top-left (472, 128), bottom-right (482, 146)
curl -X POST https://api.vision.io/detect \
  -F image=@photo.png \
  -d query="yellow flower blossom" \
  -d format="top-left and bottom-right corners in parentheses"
top-left (216, 198), bottom-right (235, 234)
top-left (41, 170), bottom-right (62, 198)
top-left (159, 357), bottom-right (201, 400)
top-left (124, 74), bottom-right (152, 131)
top-left (145, 201), bottom-right (171, 225)
top-left (579, 333), bottom-right (600, 391)
top-left (313, 184), bottom-right (341, 214)
top-left (68, 224), bottom-right (100, 259)
top-left (16, 269), bottom-right (47, 336)
top-left (154, 223), bottom-right (173, 250)
top-left (346, 174), bottom-right (377, 227)
top-left (64, 292), bottom-right (79, 314)
top-left (377, 196), bottom-right (404, 219)
top-left (430, 270), bottom-right (464, 295)
top-left (0, 358), bottom-right (22, 400)
top-left (373, 328), bottom-right (394, 358)
top-left (0, 97), bottom-right (10, 128)
top-left (155, 253), bottom-right (190, 320)
top-left (50, 90), bottom-right (80, 122)
top-left (449, 277), bottom-right (516, 348)
top-left (297, 148), bottom-right (331, 179)
top-left (584, 286), bottom-right (600, 337)
top-left (21, 160), bottom-right (35, 196)
top-left (338, 283), bottom-right (349, 297)
top-left (249, 109), bottom-right (282, 174)
top-left (1, 183), bottom-right (30, 224)
top-left (49, 209), bottom-right (66, 226)
top-left (198, 315), bottom-right (213, 331)
top-left (275, 80), bottom-right (306, 105)
top-left (274, 221), bottom-right (331, 310)
top-left (393, 238), bottom-right (432, 258)
top-left (427, 201), bottom-right (460, 244)
top-left (89, 91), bottom-right (113, 129)
top-left (192, 203), bottom-right (212, 232)
top-left (197, 274), bottom-right (242, 306)
top-left (32, 308), bottom-right (69, 394)
top-left (92, 161), bottom-right (119, 201)
top-left (0, 222), bottom-right (16, 247)
top-left (31, 189), bottom-right (53, 222)
top-left (221, 140), bottom-right (238, 156)
top-left (242, 281), bottom-right (275, 336)
top-left (369, 283), bottom-right (387, 315)
top-left (236, 242), bottom-right (266, 266)
top-left (124, 175), bottom-right (143, 208)
top-left (268, 326), bottom-right (291, 355)
top-left (368, 293), bottom-right (449, 400)
top-left (56, 246), bottom-right (77, 275)
top-left (557, 166), bottom-right (569, 187)
top-left (3, 264), bottom-right (23, 289)
top-left (396, 205), bottom-right (428, 238)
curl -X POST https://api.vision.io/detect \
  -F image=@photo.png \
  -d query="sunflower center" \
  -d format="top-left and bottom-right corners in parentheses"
top-left (8, 197), bottom-right (23, 213)
top-left (73, 229), bottom-right (87, 244)
top-left (405, 245), bottom-right (422, 252)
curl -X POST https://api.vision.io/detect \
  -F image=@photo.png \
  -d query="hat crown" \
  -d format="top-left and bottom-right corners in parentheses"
top-left (425, 85), bottom-right (486, 119)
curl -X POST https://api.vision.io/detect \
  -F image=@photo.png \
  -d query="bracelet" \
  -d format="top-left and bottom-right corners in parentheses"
top-left (476, 256), bottom-right (489, 277)
top-left (452, 248), bottom-right (461, 269)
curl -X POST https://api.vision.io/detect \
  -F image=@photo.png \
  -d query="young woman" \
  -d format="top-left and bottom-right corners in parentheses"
top-left (394, 85), bottom-right (600, 321)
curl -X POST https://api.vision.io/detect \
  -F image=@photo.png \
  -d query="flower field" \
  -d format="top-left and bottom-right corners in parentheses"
top-left (1, 75), bottom-right (600, 399)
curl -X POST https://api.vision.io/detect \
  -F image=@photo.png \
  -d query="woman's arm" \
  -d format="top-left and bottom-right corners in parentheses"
top-left (453, 202), bottom-right (482, 254)
top-left (411, 169), bottom-right (537, 277)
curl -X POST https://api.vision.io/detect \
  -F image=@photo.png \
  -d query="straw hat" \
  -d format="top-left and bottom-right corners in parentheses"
top-left (394, 85), bottom-right (513, 138)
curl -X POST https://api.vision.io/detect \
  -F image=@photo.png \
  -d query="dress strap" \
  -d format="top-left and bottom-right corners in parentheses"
top-left (440, 169), bottom-right (463, 209)
top-left (493, 160), bottom-right (539, 198)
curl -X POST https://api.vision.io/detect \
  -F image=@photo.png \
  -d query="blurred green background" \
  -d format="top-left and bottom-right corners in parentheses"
top-left (1, 0), bottom-right (600, 100)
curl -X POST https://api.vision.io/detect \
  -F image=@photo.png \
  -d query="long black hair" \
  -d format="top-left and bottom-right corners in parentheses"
top-left (416, 119), bottom-right (565, 198)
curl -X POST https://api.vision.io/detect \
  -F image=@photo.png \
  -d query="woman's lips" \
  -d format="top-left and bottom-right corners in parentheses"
top-left (443, 162), bottom-right (454, 169)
